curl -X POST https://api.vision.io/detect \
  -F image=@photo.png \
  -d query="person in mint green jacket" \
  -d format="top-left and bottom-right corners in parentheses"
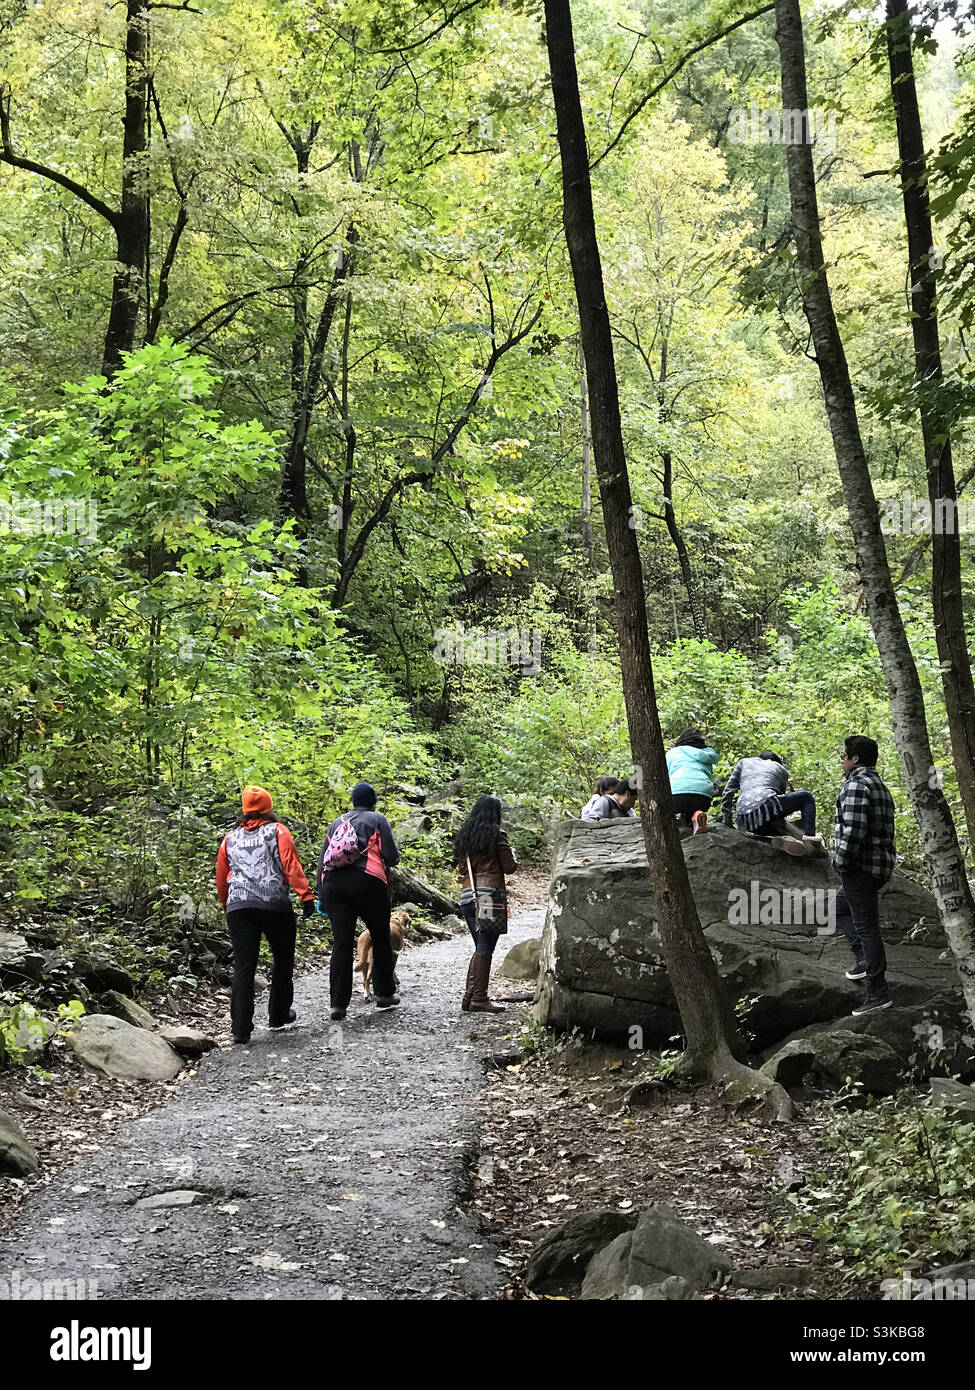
top-left (665, 728), bottom-right (718, 835)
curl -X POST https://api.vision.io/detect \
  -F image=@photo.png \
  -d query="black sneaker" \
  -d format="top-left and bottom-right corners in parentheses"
top-left (232, 1033), bottom-right (252, 1045)
top-left (845, 966), bottom-right (867, 981)
top-left (330, 1006), bottom-right (346, 1022)
top-left (375, 994), bottom-right (401, 1010)
top-left (270, 1008), bottom-right (297, 1030)
top-left (852, 996), bottom-right (892, 1016)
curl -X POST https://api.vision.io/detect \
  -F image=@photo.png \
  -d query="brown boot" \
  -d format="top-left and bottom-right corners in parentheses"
top-left (461, 953), bottom-right (478, 1012)
top-left (469, 953), bottom-right (505, 1013)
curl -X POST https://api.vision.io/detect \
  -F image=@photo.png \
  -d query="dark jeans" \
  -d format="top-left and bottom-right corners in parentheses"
top-left (836, 868), bottom-right (889, 999)
top-left (320, 870), bottom-right (395, 1007)
top-left (461, 899), bottom-right (500, 956)
top-left (228, 905), bottom-right (297, 1039)
top-left (753, 790), bottom-right (816, 837)
top-left (672, 793), bottom-right (712, 825)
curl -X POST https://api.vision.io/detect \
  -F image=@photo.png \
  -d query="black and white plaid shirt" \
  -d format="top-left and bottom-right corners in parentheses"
top-left (832, 765), bottom-right (896, 880)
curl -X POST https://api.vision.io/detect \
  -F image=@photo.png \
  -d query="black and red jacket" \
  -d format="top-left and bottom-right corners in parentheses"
top-left (317, 808), bottom-right (400, 892)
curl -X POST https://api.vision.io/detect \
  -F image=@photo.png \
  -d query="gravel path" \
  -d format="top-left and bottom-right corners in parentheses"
top-left (0, 911), bottom-right (543, 1301)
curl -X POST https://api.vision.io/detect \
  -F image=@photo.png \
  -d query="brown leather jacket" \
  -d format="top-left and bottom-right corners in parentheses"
top-left (458, 831), bottom-right (518, 892)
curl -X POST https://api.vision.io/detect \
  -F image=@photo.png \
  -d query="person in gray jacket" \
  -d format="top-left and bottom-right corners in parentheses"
top-left (721, 751), bottom-right (821, 856)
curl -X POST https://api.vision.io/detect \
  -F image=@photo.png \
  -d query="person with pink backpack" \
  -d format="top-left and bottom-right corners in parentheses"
top-left (317, 782), bottom-right (401, 1020)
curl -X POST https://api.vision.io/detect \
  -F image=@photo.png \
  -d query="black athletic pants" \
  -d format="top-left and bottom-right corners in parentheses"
top-left (320, 870), bottom-right (395, 1007)
top-left (671, 793), bottom-right (712, 825)
top-left (227, 905), bottom-right (297, 1039)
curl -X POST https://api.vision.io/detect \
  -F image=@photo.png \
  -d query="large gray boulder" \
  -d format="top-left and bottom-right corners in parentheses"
top-left (0, 1107), bottom-right (39, 1175)
top-left (524, 1208), bottom-right (639, 1294)
top-left (65, 1014), bottom-right (183, 1081)
top-left (580, 1204), bottom-right (731, 1300)
top-left (764, 999), bottom-right (974, 1083)
top-left (499, 938), bottom-right (541, 981)
top-left (536, 820), bottom-right (963, 1058)
top-left (928, 1078), bottom-right (975, 1122)
top-left (761, 1029), bottom-right (904, 1096)
top-left (0, 930), bottom-right (45, 985)
top-left (100, 991), bottom-right (158, 1031)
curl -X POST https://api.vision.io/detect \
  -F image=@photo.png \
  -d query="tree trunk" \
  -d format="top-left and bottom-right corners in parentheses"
top-left (544, 0), bottom-right (790, 1115)
top-left (885, 0), bottom-right (975, 853)
top-left (774, 0), bottom-right (975, 1022)
top-left (102, 0), bottom-right (150, 377)
top-left (579, 346), bottom-right (598, 655)
top-left (661, 449), bottom-right (706, 641)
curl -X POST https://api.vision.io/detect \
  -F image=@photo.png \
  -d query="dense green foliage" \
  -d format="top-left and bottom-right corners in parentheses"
top-left (784, 1096), bottom-right (975, 1286)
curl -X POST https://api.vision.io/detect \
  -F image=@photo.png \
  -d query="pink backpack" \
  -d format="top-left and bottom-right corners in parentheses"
top-left (320, 816), bottom-right (364, 872)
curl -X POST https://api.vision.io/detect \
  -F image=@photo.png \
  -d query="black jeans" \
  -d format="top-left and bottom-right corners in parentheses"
top-left (227, 905), bottom-right (297, 1039)
top-left (320, 871), bottom-right (395, 1007)
top-left (672, 793), bottom-right (712, 825)
top-left (836, 868), bottom-right (889, 999)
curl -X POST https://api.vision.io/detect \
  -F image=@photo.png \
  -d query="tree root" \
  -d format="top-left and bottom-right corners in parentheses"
top-left (672, 1049), bottom-right (796, 1121)
top-left (712, 1057), bottom-right (795, 1121)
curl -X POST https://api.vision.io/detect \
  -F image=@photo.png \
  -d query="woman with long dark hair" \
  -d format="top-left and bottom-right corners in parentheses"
top-left (452, 794), bottom-right (518, 1013)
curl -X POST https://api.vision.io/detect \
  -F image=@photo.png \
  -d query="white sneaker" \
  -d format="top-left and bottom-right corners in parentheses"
top-left (852, 997), bottom-right (892, 1016)
top-left (771, 835), bottom-right (808, 856)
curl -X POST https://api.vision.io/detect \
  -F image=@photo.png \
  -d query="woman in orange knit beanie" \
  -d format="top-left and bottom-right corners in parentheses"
top-left (215, 786), bottom-right (316, 1044)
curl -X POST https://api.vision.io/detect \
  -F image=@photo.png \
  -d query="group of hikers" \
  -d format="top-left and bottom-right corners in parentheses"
top-left (216, 782), bottom-right (517, 1041)
top-left (214, 730), bottom-right (896, 1046)
top-left (579, 731), bottom-right (897, 1017)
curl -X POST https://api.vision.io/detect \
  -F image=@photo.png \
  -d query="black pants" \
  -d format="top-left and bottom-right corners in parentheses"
top-left (227, 905), bottom-right (297, 1039)
top-left (672, 793), bottom-right (712, 825)
top-left (836, 868), bottom-right (889, 999)
top-left (320, 871), bottom-right (395, 1007)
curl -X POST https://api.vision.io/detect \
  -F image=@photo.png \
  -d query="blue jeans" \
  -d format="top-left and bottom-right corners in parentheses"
top-left (461, 899), bottom-right (499, 956)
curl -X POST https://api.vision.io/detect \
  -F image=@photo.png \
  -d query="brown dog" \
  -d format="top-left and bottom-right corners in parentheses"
top-left (355, 909), bottom-right (410, 999)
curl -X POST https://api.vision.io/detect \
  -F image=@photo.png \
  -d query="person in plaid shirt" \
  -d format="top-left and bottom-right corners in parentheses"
top-left (832, 735), bottom-right (897, 1014)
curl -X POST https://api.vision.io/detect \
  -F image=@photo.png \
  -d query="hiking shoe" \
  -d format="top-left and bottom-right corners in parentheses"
top-left (852, 996), bottom-right (892, 1017)
top-left (375, 994), bottom-right (401, 1010)
top-left (270, 1008), bottom-right (297, 1030)
top-left (771, 835), bottom-right (808, 856)
top-left (691, 811), bottom-right (709, 836)
top-left (330, 1006), bottom-right (346, 1022)
top-left (232, 1033), bottom-right (252, 1046)
top-left (845, 966), bottom-right (867, 981)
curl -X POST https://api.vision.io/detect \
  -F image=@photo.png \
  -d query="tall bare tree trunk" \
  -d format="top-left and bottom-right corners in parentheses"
top-left (885, 0), bottom-right (975, 853)
top-left (661, 449), bottom-right (706, 640)
top-left (544, 0), bottom-right (791, 1116)
top-left (103, 0), bottom-right (150, 376)
top-left (579, 347), bottom-right (598, 656)
top-left (774, 0), bottom-right (975, 1022)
